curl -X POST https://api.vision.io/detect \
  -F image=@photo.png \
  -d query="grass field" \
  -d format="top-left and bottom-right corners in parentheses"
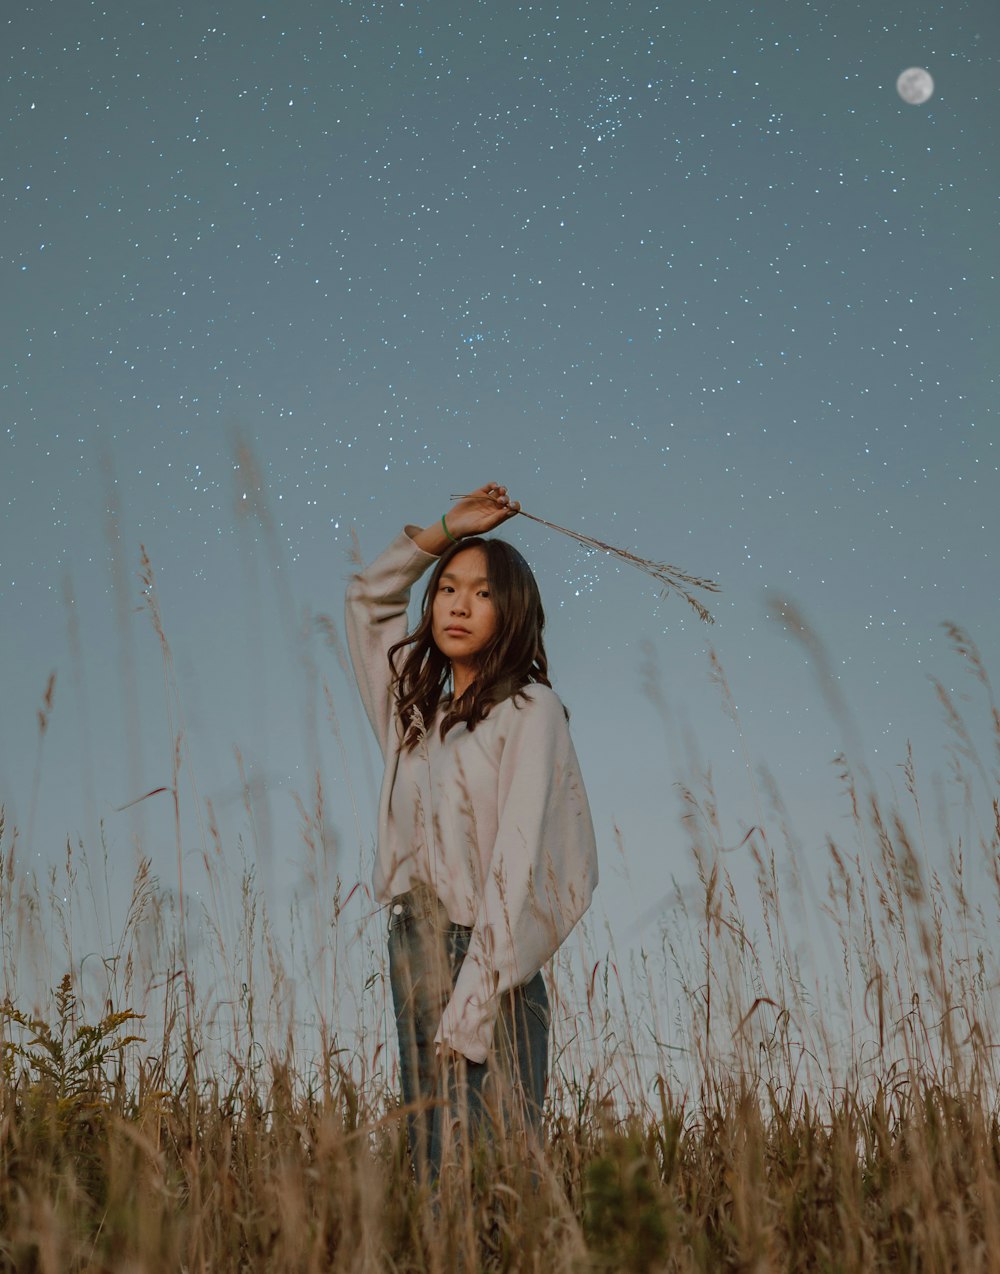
top-left (2, 621), bottom-right (999, 1271)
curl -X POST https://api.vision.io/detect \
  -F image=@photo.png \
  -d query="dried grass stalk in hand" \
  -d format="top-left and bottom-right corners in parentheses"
top-left (452, 497), bottom-right (720, 623)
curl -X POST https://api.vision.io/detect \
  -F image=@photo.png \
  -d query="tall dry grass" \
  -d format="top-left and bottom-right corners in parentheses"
top-left (3, 552), bottom-right (999, 1270)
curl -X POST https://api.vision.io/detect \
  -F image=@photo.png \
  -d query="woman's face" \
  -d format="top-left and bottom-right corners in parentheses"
top-left (431, 546), bottom-right (497, 668)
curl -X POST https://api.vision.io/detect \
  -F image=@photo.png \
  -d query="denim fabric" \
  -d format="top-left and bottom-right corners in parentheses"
top-left (387, 888), bottom-right (549, 1184)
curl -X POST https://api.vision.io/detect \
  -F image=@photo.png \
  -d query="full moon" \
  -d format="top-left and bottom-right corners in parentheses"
top-left (897, 67), bottom-right (934, 104)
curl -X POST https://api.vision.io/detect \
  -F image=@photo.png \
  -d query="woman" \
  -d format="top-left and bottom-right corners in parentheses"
top-left (345, 482), bottom-right (598, 1180)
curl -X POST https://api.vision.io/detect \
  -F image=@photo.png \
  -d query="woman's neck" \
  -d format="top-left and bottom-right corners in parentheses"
top-left (450, 661), bottom-right (476, 700)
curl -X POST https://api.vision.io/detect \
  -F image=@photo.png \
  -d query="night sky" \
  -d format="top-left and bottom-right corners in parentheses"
top-left (2, 1), bottom-right (997, 1026)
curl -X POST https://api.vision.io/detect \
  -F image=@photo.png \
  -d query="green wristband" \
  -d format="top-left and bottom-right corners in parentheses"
top-left (441, 513), bottom-right (459, 544)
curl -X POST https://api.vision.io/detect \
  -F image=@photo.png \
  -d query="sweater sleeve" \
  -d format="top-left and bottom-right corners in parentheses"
top-left (344, 528), bottom-right (440, 756)
top-left (434, 687), bottom-right (599, 1063)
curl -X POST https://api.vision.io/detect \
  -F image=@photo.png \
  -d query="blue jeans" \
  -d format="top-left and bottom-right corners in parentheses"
top-left (387, 887), bottom-right (549, 1184)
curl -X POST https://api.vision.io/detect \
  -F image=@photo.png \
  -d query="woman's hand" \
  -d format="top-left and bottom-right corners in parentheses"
top-left (411, 482), bottom-right (520, 555)
top-left (444, 482), bottom-right (520, 539)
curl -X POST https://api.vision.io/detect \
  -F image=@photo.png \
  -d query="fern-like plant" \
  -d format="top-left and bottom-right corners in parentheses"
top-left (1, 972), bottom-right (145, 1126)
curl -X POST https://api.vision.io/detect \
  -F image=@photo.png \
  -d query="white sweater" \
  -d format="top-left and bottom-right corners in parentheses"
top-left (345, 528), bottom-right (599, 1062)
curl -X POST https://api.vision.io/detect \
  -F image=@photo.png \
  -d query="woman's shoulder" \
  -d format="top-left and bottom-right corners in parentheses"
top-left (494, 682), bottom-right (569, 729)
top-left (515, 681), bottom-right (562, 709)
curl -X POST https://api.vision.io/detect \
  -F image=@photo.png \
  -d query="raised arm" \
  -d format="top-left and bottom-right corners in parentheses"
top-left (344, 531), bottom-right (438, 753)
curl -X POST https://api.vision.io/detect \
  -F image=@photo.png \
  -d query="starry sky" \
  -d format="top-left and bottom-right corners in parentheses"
top-left (2, 1), bottom-right (997, 1020)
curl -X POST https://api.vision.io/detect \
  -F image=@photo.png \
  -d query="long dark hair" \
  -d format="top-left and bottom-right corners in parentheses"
top-left (388, 537), bottom-right (552, 750)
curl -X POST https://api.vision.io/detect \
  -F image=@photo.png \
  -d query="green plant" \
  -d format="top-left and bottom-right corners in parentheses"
top-left (1, 972), bottom-right (144, 1124)
top-left (584, 1124), bottom-right (672, 1272)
